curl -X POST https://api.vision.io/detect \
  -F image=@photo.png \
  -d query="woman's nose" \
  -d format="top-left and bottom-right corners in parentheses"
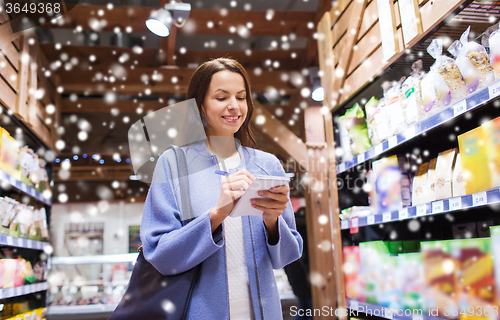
top-left (227, 97), bottom-right (239, 110)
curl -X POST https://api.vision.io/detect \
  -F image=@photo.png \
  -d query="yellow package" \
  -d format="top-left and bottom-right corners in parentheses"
top-left (482, 116), bottom-right (500, 188)
top-left (458, 126), bottom-right (492, 194)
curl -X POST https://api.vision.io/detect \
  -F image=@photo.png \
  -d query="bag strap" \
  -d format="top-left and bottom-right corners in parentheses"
top-left (169, 145), bottom-right (194, 225)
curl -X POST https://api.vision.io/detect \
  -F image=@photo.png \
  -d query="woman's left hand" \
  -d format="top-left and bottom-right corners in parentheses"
top-left (251, 185), bottom-right (289, 244)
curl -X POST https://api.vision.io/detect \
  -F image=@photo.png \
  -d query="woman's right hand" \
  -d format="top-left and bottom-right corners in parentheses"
top-left (210, 169), bottom-right (255, 232)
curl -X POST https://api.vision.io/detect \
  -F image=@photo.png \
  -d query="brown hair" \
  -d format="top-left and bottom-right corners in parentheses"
top-left (187, 58), bottom-right (257, 149)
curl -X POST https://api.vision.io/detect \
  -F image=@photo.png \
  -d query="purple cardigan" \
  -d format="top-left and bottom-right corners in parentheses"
top-left (140, 139), bottom-right (303, 319)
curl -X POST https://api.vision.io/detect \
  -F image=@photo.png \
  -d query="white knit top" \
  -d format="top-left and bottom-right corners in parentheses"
top-left (218, 151), bottom-right (254, 320)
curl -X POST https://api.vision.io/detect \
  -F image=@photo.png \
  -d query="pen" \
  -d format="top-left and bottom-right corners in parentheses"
top-left (215, 170), bottom-right (229, 176)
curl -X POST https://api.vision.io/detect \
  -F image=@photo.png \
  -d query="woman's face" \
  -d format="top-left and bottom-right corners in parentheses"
top-left (202, 70), bottom-right (248, 137)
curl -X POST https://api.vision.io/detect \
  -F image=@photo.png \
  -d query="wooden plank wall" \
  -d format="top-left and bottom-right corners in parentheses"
top-left (317, 0), bottom-right (467, 111)
top-left (0, 13), bottom-right (59, 150)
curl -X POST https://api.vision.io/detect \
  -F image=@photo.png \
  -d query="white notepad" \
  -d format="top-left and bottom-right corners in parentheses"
top-left (229, 175), bottom-right (290, 218)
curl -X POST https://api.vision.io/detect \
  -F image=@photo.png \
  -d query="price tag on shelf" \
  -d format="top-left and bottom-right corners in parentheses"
top-left (21, 183), bottom-right (27, 192)
top-left (357, 153), bottom-right (365, 164)
top-left (472, 191), bottom-right (487, 207)
top-left (432, 201), bottom-right (444, 213)
top-left (341, 220), bottom-right (349, 229)
top-left (27, 240), bottom-right (33, 249)
top-left (399, 208), bottom-right (408, 220)
top-left (9, 176), bottom-right (15, 185)
top-left (351, 300), bottom-right (359, 310)
top-left (416, 204), bottom-right (427, 216)
top-left (338, 163), bottom-right (345, 173)
top-left (15, 286), bottom-right (21, 296)
top-left (449, 197), bottom-right (462, 211)
top-left (453, 99), bottom-right (467, 117)
top-left (375, 144), bottom-right (383, 155)
top-left (489, 81), bottom-right (500, 99)
top-left (367, 215), bottom-right (375, 225)
top-left (405, 126), bottom-right (416, 140)
top-left (21, 238), bottom-right (27, 248)
top-left (388, 135), bottom-right (398, 149)
top-left (6, 236), bottom-right (13, 246)
top-left (350, 217), bottom-right (359, 234)
top-left (383, 212), bottom-right (391, 222)
top-left (0, 289), bottom-right (3, 299)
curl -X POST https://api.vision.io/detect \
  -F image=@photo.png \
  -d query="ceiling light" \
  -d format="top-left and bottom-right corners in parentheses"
top-left (146, 2), bottom-right (191, 37)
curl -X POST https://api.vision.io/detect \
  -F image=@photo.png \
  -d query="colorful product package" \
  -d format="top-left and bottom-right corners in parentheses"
top-left (0, 128), bottom-right (19, 178)
top-left (339, 206), bottom-right (371, 220)
top-left (449, 27), bottom-right (494, 93)
top-left (397, 253), bottom-right (425, 310)
top-left (412, 161), bottom-right (429, 206)
top-left (428, 39), bottom-right (467, 106)
top-left (343, 246), bottom-right (364, 301)
top-left (359, 241), bottom-right (390, 304)
top-left (370, 156), bottom-right (403, 214)
top-left (343, 103), bottom-right (372, 156)
top-left (434, 148), bottom-right (458, 200)
top-left (458, 126), bottom-right (492, 194)
top-left (339, 115), bottom-right (354, 162)
top-left (421, 240), bottom-right (459, 319)
top-left (364, 97), bottom-right (382, 145)
top-left (488, 23), bottom-right (500, 79)
top-left (450, 238), bottom-right (498, 320)
top-left (374, 98), bottom-right (391, 142)
top-left (453, 152), bottom-right (467, 197)
top-left (377, 255), bottom-right (401, 309)
top-left (402, 60), bottom-right (426, 125)
top-left (482, 116), bottom-right (500, 188)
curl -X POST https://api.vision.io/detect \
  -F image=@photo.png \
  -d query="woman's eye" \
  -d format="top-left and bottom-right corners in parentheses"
top-left (237, 97), bottom-right (245, 100)
top-left (216, 97), bottom-right (226, 101)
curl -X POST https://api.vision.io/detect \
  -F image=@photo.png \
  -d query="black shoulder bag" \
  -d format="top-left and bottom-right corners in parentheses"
top-left (108, 145), bottom-right (201, 320)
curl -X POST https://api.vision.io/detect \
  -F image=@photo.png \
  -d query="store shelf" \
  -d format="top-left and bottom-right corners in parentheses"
top-left (336, 79), bottom-right (500, 174)
top-left (340, 187), bottom-right (500, 230)
top-left (0, 169), bottom-right (52, 205)
top-left (0, 234), bottom-right (49, 251)
top-left (51, 253), bottom-right (139, 265)
top-left (47, 303), bottom-right (118, 315)
top-left (347, 299), bottom-right (447, 320)
top-left (0, 282), bottom-right (48, 299)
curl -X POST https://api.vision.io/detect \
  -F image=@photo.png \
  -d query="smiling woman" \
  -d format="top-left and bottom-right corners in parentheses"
top-left (137, 57), bottom-right (303, 320)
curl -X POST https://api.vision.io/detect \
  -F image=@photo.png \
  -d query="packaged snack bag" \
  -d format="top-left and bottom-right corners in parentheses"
top-left (397, 253), bottom-right (425, 310)
top-left (421, 72), bottom-right (442, 116)
top-left (428, 39), bottom-right (467, 105)
top-left (402, 60), bottom-right (426, 125)
top-left (434, 148), bottom-right (458, 200)
top-left (383, 80), bottom-right (407, 136)
top-left (373, 98), bottom-right (391, 142)
top-left (364, 97), bottom-right (381, 145)
top-left (343, 103), bottom-right (372, 156)
top-left (449, 26), bottom-right (494, 93)
top-left (452, 152), bottom-right (466, 197)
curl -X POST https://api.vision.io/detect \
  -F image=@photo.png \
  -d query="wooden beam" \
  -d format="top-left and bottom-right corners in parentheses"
top-left (251, 100), bottom-right (308, 172)
top-left (303, 106), bottom-right (337, 319)
top-left (53, 166), bottom-right (132, 181)
top-left (302, 0), bottom-right (333, 68)
top-left (53, 66), bottom-right (300, 95)
top-left (39, 6), bottom-right (315, 37)
top-left (324, 110), bottom-right (347, 320)
top-left (61, 98), bottom-right (165, 113)
top-left (39, 44), bottom-right (306, 70)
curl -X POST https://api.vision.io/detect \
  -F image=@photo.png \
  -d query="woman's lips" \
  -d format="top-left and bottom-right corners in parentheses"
top-left (221, 115), bottom-right (241, 123)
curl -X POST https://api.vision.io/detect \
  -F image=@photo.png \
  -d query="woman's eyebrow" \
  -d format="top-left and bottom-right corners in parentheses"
top-left (214, 89), bottom-right (246, 94)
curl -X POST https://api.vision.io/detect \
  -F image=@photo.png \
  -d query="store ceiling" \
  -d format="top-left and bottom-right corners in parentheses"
top-left (39, 0), bottom-right (326, 203)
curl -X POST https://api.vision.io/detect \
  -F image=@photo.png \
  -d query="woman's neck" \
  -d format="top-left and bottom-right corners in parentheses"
top-left (205, 136), bottom-right (238, 159)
